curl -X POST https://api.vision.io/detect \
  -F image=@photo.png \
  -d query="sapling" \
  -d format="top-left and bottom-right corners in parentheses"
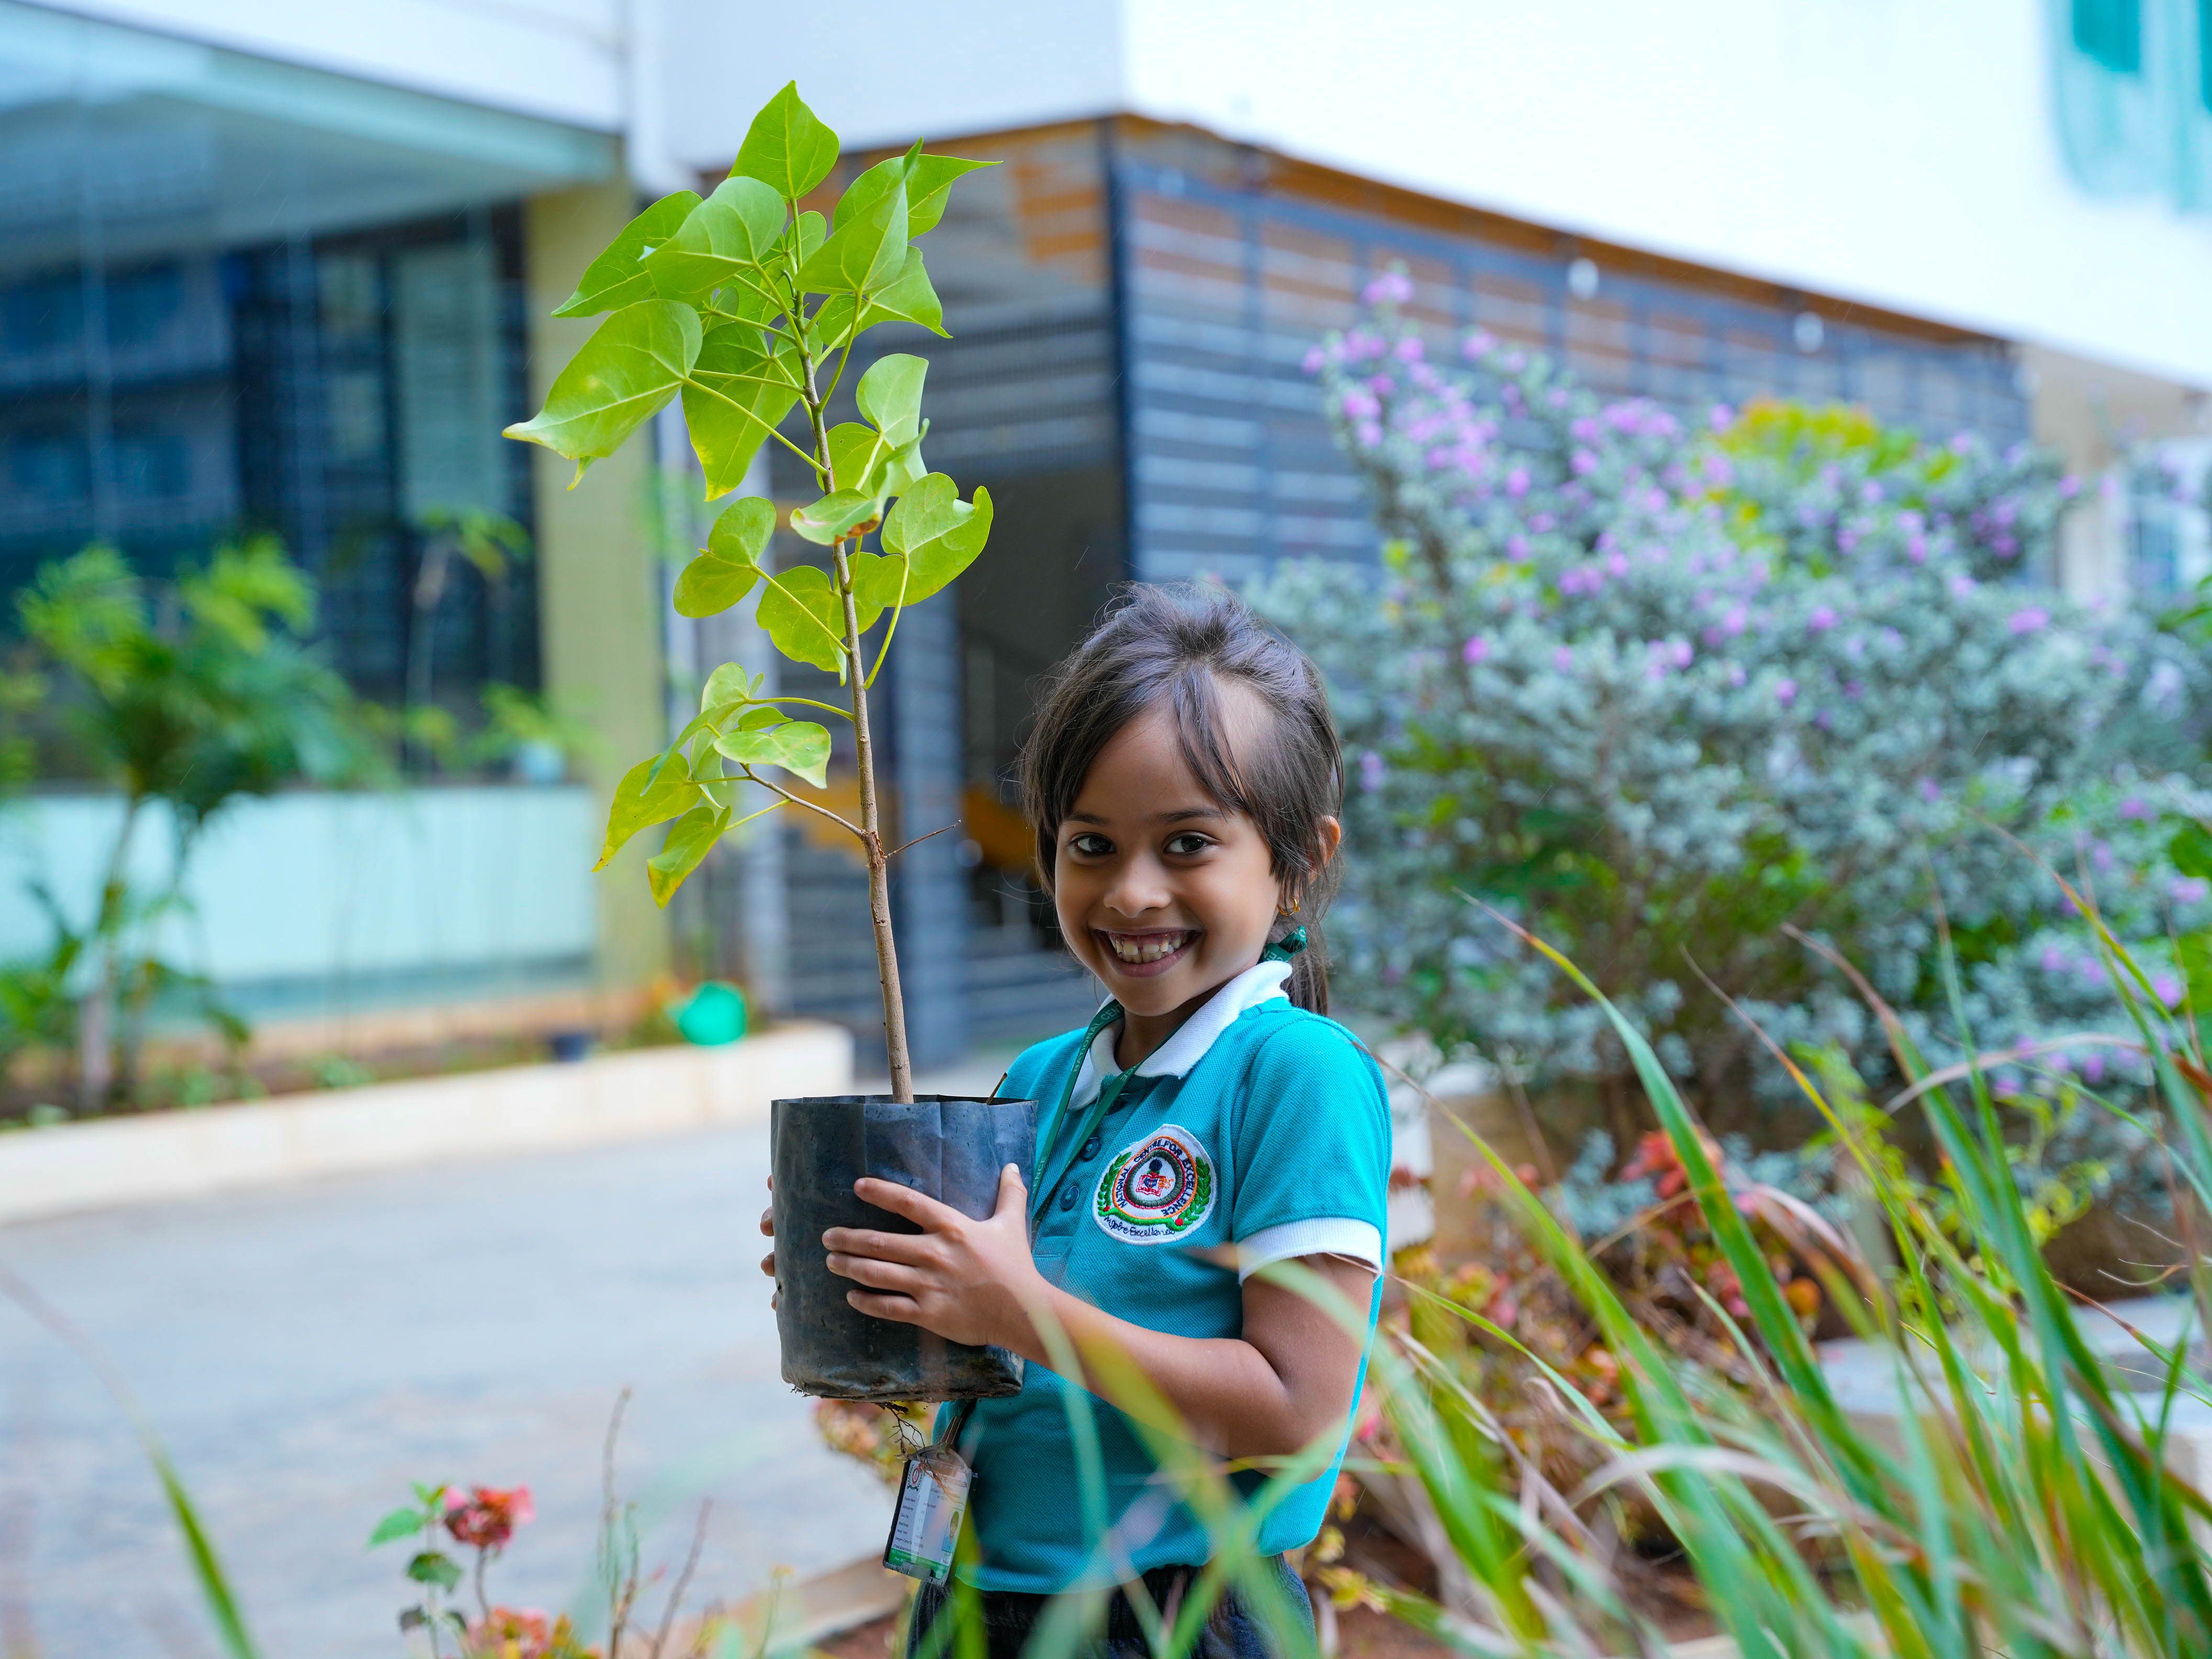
top-left (506, 82), bottom-right (994, 1104)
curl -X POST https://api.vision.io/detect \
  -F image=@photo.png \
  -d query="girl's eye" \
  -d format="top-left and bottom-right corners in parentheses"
top-left (1164, 833), bottom-right (1215, 857)
top-left (1067, 833), bottom-right (1113, 857)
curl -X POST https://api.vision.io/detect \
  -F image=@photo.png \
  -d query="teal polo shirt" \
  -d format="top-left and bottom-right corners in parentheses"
top-left (945, 960), bottom-right (1392, 1593)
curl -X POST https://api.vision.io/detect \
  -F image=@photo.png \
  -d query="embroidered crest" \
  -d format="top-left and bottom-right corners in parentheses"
top-left (1094, 1124), bottom-right (1216, 1244)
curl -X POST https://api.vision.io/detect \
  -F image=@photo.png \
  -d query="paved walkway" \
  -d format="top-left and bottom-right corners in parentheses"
top-left (0, 1056), bottom-right (1006, 1659)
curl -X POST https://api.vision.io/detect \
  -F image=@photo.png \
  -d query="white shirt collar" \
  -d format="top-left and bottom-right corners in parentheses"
top-left (1066, 959), bottom-right (1292, 1111)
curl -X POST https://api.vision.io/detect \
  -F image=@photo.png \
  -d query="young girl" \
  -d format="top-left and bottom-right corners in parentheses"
top-left (768, 585), bottom-right (1391, 1657)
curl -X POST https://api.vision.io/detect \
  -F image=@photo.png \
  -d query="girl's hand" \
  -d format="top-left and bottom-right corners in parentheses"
top-left (758, 1177), bottom-right (776, 1309)
top-left (824, 1165), bottom-right (1042, 1351)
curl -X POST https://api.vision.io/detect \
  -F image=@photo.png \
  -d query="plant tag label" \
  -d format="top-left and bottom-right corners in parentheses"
top-left (882, 1446), bottom-right (970, 1584)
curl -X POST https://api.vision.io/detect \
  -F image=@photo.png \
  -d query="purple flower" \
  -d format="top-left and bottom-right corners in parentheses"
top-left (1669, 639), bottom-right (1693, 668)
top-left (1463, 634), bottom-right (1490, 665)
top-left (1506, 466), bottom-right (1531, 499)
top-left (1709, 403), bottom-right (1735, 430)
top-left (1300, 345), bottom-right (1326, 375)
top-left (2172, 878), bottom-right (2210, 905)
top-left (1571, 448), bottom-right (1599, 476)
top-left (2118, 795), bottom-right (2150, 820)
top-left (2039, 943), bottom-right (2067, 974)
top-left (2154, 973), bottom-right (2185, 1009)
top-left (1362, 270), bottom-right (1414, 306)
top-left (1359, 749), bottom-right (1386, 792)
top-left (1949, 574), bottom-right (1977, 599)
top-left (2059, 474), bottom-right (2081, 498)
top-left (1606, 551), bottom-right (1629, 577)
top-left (1918, 778), bottom-right (1942, 803)
top-left (1905, 533), bottom-right (1929, 562)
top-left (1722, 604), bottom-right (1748, 636)
top-left (1808, 605), bottom-right (1839, 633)
top-left (2083, 1053), bottom-right (2106, 1085)
top-left (1702, 452), bottom-right (1736, 488)
top-left (1727, 662), bottom-right (1746, 687)
top-left (1553, 646), bottom-right (1575, 672)
top-left (1775, 678), bottom-right (1798, 706)
top-left (1948, 431), bottom-right (1974, 455)
top-left (1506, 534), bottom-right (1530, 558)
top-left (1462, 328), bottom-right (1496, 360)
top-left (2007, 606), bottom-right (2049, 635)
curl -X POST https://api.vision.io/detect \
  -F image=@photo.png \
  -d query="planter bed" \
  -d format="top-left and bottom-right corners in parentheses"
top-left (0, 1020), bottom-right (851, 1225)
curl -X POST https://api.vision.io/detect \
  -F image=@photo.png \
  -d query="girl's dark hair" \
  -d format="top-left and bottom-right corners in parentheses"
top-left (1020, 583), bottom-right (1344, 1014)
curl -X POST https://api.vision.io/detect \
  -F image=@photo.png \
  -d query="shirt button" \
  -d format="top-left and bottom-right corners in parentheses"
top-left (1058, 1182), bottom-right (1078, 1211)
top-left (1078, 1135), bottom-right (1101, 1161)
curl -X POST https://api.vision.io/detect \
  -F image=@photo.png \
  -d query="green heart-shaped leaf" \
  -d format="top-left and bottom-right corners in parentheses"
top-left (826, 424), bottom-right (892, 499)
top-left (756, 565), bottom-right (848, 671)
top-left (830, 146), bottom-right (918, 231)
top-left (699, 661), bottom-right (764, 713)
top-left (790, 490), bottom-right (875, 545)
top-left (731, 82), bottom-right (839, 200)
top-left (505, 302), bottom-right (701, 482)
top-left (554, 191), bottom-right (700, 317)
top-left (681, 326), bottom-right (801, 498)
top-left (905, 154), bottom-right (992, 236)
top-left (856, 354), bottom-right (927, 449)
top-left (645, 175), bottom-right (786, 304)
top-left (674, 496), bottom-right (774, 617)
top-left (648, 802), bottom-right (731, 906)
top-left (716, 718), bottom-right (831, 789)
top-left (596, 751), bottom-right (702, 870)
top-left (881, 475), bottom-right (993, 604)
top-left (797, 175), bottom-right (909, 298)
top-left (858, 247), bottom-right (945, 336)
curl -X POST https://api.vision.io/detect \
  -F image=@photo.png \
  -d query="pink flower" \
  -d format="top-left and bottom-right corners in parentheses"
top-left (1775, 678), bottom-right (1798, 706)
top-left (1571, 448), bottom-right (1599, 475)
top-left (446, 1486), bottom-right (535, 1553)
top-left (1505, 466), bottom-right (1531, 499)
top-left (1362, 269), bottom-right (1414, 306)
top-left (2007, 606), bottom-right (2049, 635)
top-left (1462, 635), bottom-right (1490, 665)
top-left (1462, 328), bottom-right (1496, 360)
top-left (2154, 974), bottom-right (2185, 1009)
top-left (1807, 605), bottom-right (1838, 633)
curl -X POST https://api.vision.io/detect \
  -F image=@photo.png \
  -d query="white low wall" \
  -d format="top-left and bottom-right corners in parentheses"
top-left (0, 1020), bottom-right (852, 1225)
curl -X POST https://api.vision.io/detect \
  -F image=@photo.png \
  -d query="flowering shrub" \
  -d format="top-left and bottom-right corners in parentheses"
top-left (1256, 273), bottom-right (2210, 1158)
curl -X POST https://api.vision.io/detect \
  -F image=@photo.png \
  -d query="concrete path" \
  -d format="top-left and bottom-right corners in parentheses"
top-left (0, 1055), bottom-right (1008, 1659)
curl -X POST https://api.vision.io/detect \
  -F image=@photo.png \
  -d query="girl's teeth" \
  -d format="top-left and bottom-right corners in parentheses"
top-left (1109, 932), bottom-right (1189, 964)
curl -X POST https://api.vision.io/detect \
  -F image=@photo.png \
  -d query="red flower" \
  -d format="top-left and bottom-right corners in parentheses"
top-left (445, 1485), bottom-right (535, 1552)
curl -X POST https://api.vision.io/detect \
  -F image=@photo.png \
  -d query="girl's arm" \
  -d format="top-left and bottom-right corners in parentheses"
top-left (822, 1167), bottom-right (1376, 1461)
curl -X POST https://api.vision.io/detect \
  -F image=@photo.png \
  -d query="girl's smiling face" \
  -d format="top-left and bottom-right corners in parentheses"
top-left (1053, 694), bottom-right (1289, 1029)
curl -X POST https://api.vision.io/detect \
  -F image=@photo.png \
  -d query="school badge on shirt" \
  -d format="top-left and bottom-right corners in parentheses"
top-left (1094, 1124), bottom-right (1217, 1243)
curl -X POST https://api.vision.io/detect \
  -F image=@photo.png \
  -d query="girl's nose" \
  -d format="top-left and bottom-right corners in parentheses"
top-left (1101, 855), bottom-right (1170, 917)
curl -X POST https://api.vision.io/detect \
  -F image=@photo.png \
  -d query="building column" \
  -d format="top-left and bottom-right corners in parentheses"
top-left (523, 175), bottom-right (671, 994)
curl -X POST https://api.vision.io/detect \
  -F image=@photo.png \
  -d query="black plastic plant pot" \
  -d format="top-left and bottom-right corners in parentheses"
top-left (771, 1093), bottom-right (1038, 1401)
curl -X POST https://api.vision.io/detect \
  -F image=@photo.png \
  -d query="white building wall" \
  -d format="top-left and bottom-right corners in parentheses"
top-left (1118, 0), bottom-right (2212, 390)
top-left (40, 0), bottom-right (2212, 392)
top-left (46, 0), bottom-right (627, 128)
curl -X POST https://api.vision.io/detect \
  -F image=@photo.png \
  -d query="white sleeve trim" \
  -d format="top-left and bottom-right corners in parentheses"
top-left (1233, 1218), bottom-right (1384, 1281)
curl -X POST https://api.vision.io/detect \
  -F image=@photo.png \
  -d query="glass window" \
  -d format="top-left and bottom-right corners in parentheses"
top-left (0, 0), bottom-right (613, 705)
